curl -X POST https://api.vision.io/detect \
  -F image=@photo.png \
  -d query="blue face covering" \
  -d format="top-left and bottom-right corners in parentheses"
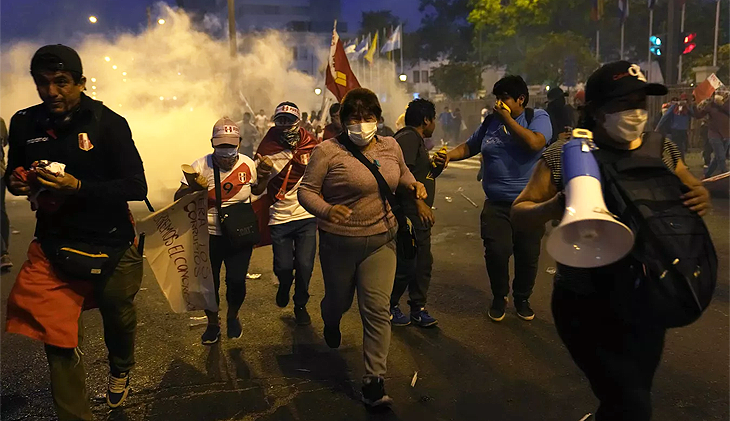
top-left (213, 146), bottom-right (238, 159)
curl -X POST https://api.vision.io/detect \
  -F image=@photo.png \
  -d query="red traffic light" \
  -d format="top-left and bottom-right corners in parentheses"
top-left (682, 43), bottom-right (697, 54)
top-left (684, 33), bottom-right (697, 44)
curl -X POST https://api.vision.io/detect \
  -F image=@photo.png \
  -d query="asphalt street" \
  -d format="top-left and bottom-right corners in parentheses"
top-left (1, 154), bottom-right (728, 421)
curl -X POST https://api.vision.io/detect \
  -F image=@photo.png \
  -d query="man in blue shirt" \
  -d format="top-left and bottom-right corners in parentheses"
top-left (438, 106), bottom-right (454, 145)
top-left (435, 75), bottom-right (552, 322)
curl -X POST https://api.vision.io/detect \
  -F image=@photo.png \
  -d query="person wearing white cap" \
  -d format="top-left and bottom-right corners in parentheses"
top-left (256, 102), bottom-right (320, 325)
top-left (175, 117), bottom-right (273, 345)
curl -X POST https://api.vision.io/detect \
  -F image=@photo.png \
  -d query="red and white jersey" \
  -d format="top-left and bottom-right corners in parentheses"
top-left (181, 153), bottom-right (257, 235)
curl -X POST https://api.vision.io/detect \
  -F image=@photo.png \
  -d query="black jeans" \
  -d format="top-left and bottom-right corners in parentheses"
top-left (270, 218), bottom-right (317, 307)
top-left (1, 175), bottom-right (8, 256)
top-left (209, 234), bottom-right (252, 312)
top-left (552, 285), bottom-right (666, 421)
top-left (480, 200), bottom-right (544, 301)
top-left (391, 201), bottom-right (433, 310)
top-left (670, 129), bottom-right (688, 158)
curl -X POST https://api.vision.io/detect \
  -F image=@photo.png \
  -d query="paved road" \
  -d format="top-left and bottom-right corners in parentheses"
top-left (1, 156), bottom-right (728, 421)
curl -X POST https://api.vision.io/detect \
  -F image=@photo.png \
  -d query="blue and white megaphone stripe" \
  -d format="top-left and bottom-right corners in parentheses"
top-left (545, 129), bottom-right (635, 269)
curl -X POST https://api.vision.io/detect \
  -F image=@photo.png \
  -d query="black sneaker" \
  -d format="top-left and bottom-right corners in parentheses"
top-left (227, 318), bottom-right (242, 339)
top-left (276, 282), bottom-right (290, 308)
top-left (201, 324), bottom-right (221, 345)
top-left (106, 371), bottom-right (130, 408)
top-left (488, 297), bottom-right (508, 322)
top-left (361, 377), bottom-right (393, 408)
top-left (294, 306), bottom-right (311, 326)
top-left (323, 325), bottom-right (341, 349)
top-left (515, 299), bottom-right (535, 321)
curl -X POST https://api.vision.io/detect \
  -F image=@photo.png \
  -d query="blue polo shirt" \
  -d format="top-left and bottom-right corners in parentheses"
top-left (466, 110), bottom-right (552, 202)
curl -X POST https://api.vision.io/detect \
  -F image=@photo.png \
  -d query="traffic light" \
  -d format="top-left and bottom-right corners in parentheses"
top-left (680, 32), bottom-right (697, 55)
top-left (650, 35), bottom-right (662, 56)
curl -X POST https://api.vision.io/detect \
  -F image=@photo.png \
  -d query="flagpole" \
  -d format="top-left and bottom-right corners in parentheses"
top-left (596, 29), bottom-right (600, 61)
top-left (620, 22), bottom-right (625, 60)
top-left (400, 25), bottom-right (404, 77)
top-left (713, 0), bottom-right (720, 67)
top-left (648, 6), bottom-right (654, 82)
top-left (677, 1), bottom-right (686, 83)
top-left (368, 33), bottom-right (373, 88)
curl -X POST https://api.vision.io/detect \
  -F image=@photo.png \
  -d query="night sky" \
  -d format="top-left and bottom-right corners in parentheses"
top-left (0, 0), bottom-right (422, 43)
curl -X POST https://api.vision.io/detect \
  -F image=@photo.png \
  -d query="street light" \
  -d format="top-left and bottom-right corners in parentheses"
top-left (157, 18), bottom-right (166, 25)
top-left (89, 16), bottom-right (98, 24)
top-left (399, 74), bottom-right (407, 82)
top-left (104, 56), bottom-right (111, 62)
top-left (90, 78), bottom-right (96, 82)
top-left (112, 65), bottom-right (117, 70)
top-left (314, 88), bottom-right (322, 96)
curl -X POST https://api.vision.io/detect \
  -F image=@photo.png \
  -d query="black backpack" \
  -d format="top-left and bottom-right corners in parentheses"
top-left (593, 132), bottom-right (717, 328)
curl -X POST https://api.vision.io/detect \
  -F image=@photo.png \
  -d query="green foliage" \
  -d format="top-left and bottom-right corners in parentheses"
top-left (430, 62), bottom-right (482, 99)
top-left (519, 32), bottom-right (600, 85)
top-left (358, 10), bottom-right (400, 38)
top-left (683, 44), bottom-right (730, 85)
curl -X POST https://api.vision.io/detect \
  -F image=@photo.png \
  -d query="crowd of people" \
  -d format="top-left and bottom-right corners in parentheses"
top-left (0, 44), bottom-right (720, 421)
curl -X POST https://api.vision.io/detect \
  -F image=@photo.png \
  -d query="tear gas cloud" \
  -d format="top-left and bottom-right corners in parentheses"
top-left (1, 4), bottom-right (410, 205)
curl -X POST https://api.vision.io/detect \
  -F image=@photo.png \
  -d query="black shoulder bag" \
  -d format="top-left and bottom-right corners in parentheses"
top-left (337, 133), bottom-right (417, 259)
top-left (212, 157), bottom-right (260, 249)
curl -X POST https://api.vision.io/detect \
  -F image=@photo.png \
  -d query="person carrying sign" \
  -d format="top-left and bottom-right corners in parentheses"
top-left (175, 117), bottom-right (272, 345)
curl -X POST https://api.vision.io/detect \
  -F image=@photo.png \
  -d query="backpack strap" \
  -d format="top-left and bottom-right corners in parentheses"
top-left (525, 108), bottom-right (534, 126)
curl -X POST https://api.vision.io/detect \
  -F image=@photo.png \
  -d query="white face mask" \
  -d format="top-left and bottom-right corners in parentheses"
top-left (347, 122), bottom-right (378, 146)
top-left (602, 109), bottom-right (648, 143)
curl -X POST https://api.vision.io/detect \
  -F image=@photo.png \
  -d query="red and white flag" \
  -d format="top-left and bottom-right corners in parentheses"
top-left (325, 22), bottom-right (360, 101)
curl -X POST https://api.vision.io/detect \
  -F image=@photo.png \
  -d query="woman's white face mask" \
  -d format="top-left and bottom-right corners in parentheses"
top-left (602, 109), bottom-right (648, 143)
top-left (347, 122), bottom-right (378, 146)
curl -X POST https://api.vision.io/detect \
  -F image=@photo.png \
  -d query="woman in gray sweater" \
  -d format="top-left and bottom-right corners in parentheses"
top-left (299, 88), bottom-right (426, 407)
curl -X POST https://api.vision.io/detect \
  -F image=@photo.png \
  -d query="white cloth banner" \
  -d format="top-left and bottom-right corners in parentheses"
top-left (137, 191), bottom-right (218, 313)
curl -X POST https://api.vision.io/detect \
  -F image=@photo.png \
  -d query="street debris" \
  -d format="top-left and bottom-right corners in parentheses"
top-left (189, 316), bottom-right (207, 328)
top-left (546, 267), bottom-right (557, 275)
top-left (578, 414), bottom-right (592, 421)
top-left (457, 187), bottom-right (478, 208)
top-left (411, 371), bottom-right (418, 387)
top-left (444, 196), bottom-right (453, 203)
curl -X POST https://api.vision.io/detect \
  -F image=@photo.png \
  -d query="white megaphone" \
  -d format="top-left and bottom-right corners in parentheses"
top-left (545, 129), bottom-right (635, 268)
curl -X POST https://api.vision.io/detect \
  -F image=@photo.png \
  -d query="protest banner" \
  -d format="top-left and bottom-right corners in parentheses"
top-left (137, 191), bottom-right (218, 313)
top-left (693, 73), bottom-right (723, 103)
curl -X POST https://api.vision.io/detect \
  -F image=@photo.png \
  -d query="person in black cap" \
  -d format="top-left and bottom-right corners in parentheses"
top-left (546, 86), bottom-right (575, 144)
top-left (4, 44), bottom-right (148, 420)
top-left (512, 61), bottom-right (711, 420)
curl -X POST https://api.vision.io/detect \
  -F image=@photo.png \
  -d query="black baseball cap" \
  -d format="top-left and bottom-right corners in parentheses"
top-left (585, 61), bottom-right (667, 106)
top-left (547, 86), bottom-right (567, 102)
top-left (30, 44), bottom-right (83, 76)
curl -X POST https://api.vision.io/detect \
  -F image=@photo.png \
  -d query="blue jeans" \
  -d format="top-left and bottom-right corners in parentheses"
top-left (705, 137), bottom-right (729, 178)
top-left (270, 218), bottom-right (317, 307)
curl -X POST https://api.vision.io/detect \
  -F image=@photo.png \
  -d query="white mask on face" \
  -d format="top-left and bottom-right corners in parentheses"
top-left (602, 109), bottom-right (648, 143)
top-left (347, 122), bottom-right (378, 146)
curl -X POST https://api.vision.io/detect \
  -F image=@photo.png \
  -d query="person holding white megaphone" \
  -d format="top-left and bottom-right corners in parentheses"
top-left (512, 61), bottom-right (715, 421)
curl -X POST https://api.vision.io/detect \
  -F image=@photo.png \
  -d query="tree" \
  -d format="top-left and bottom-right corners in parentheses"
top-left (416, 0), bottom-right (474, 62)
top-left (519, 32), bottom-right (600, 86)
top-left (683, 44), bottom-right (730, 84)
top-left (430, 62), bottom-right (482, 99)
top-left (358, 10), bottom-right (400, 38)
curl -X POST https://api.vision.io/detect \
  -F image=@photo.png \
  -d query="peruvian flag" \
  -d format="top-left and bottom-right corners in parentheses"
top-left (325, 21), bottom-right (360, 101)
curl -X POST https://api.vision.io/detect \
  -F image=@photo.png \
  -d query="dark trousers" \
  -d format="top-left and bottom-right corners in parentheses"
top-left (552, 285), bottom-right (666, 421)
top-left (270, 218), bottom-right (317, 307)
top-left (391, 202), bottom-right (433, 310)
top-left (705, 137), bottom-right (730, 178)
top-left (1, 175), bottom-right (8, 255)
top-left (670, 129), bottom-right (688, 158)
top-left (45, 245), bottom-right (143, 421)
top-left (480, 200), bottom-right (544, 301)
top-left (209, 234), bottom-right (252, 312)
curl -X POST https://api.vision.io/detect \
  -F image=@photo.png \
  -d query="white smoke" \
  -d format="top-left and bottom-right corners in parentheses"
top-left (0, 4), bottom-right (410, 204)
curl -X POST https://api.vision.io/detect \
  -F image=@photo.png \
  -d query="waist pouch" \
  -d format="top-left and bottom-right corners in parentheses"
top-left (41, 238), bottom-right (128, 282)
